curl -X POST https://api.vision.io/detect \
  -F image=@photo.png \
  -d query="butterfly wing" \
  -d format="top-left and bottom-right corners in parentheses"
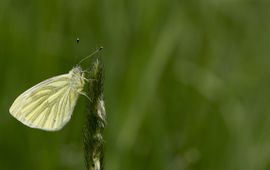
top-left (9, 73), bottom-right (80, 131)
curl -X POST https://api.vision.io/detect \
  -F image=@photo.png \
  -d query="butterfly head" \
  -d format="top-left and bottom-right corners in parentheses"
top-left (71, 65), bottom-right (83, 74)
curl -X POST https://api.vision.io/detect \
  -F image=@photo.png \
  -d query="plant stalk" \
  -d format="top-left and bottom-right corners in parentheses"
top-left (83, 58), bottom-right (106, 170)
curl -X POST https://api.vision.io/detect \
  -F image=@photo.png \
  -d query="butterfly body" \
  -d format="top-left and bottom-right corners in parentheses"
top-left (9, 66), bottom-right (85, 131)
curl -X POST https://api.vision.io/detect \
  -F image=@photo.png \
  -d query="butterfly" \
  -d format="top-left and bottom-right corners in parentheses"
top-left (9, 47), bottom-right (103, 131)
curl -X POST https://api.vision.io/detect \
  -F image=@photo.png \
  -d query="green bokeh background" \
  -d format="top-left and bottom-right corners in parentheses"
top-left (1, 0), bottom-right (270, 170)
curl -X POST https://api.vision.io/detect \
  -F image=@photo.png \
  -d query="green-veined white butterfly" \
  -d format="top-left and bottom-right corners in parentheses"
top-left (9, 47), bottom-right (102, 131)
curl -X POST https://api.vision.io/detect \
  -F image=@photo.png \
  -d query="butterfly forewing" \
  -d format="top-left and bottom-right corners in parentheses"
top-left (9, 69), bottom-right (84, 131)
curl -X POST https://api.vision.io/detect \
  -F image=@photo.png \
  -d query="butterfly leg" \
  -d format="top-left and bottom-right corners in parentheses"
top-left (82, 69), bottom-right (91, 74)
top-left (83, 77), bottom-right (90, 82)
top-left (79, 91), bottom-right (92, 102)
top-left (84, 77), bottom-right (97, 82)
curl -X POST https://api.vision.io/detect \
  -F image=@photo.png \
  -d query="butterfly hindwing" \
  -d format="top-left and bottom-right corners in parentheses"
top-left (9, 74), bottom-right (80, 131)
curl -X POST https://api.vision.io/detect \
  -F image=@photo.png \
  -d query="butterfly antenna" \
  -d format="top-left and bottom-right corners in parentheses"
top-left (72, 37), bottom-right (81, 66)
top-left (78, 46), bottom-right (103, 65)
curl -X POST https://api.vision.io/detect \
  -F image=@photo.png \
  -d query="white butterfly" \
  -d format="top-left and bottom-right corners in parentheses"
top-left (9, 47), bottom-right (103, 131)
top-left (9, 66), bottom-right (86, 131)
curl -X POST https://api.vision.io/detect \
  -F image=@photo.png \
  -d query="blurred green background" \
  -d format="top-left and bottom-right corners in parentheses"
top-left (1, 0), bottom-right (270, 170)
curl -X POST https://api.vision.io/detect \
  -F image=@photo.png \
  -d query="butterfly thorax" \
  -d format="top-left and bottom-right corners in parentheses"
top-left (69, 66), bottom-right (85, 92)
